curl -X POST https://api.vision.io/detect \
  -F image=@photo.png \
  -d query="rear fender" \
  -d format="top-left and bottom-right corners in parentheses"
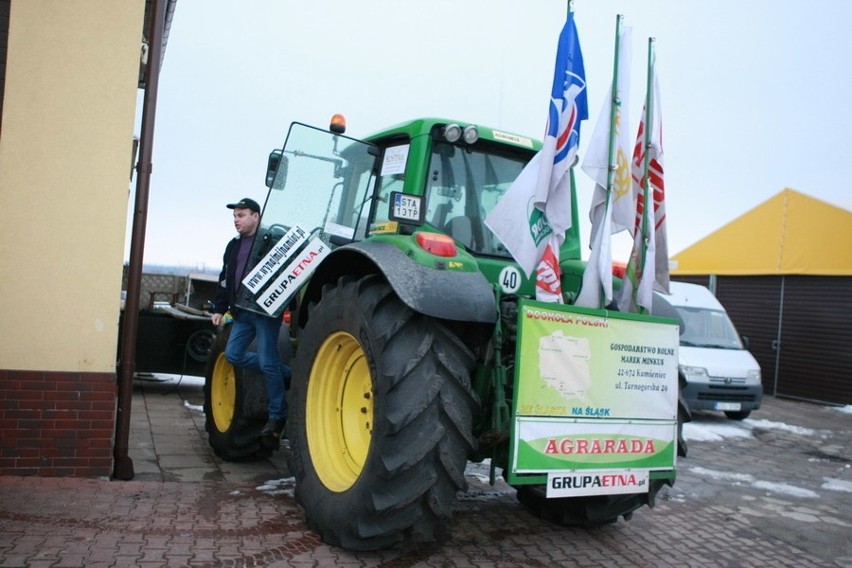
top-left (298, 241), bottom-right (497, 328)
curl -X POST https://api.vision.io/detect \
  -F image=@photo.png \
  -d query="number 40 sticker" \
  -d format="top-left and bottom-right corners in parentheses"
top-left (499, 266), bottom-right (522, 293)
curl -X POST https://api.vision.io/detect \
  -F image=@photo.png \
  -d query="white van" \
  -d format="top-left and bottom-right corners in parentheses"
top-left (653, 282), bottom-right (763, 420)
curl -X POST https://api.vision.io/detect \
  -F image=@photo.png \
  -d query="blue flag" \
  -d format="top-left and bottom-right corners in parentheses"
top-left (544, 12), bottom-right (589, 187)
top-left (486, 12), bottom-right (587, 302)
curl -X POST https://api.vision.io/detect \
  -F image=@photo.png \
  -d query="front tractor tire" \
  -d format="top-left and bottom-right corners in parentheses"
top-left (203, 325), bottom-right (284, 461)
top-left (287, 274), bottom-right (480, 551)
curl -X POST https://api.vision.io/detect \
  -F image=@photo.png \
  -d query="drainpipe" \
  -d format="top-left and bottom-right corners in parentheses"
top-left (113, 0), bottom-right (167, 480)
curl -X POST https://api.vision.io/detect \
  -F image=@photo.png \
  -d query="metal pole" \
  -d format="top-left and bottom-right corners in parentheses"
top-left (772, 275), bottom-right (785, 397)
top-left (636, 38), bottom-right (655, 314)
top-left (598, 14), bottom-right (623, 308)
top-left (113, 0), bottom-right (167, 480)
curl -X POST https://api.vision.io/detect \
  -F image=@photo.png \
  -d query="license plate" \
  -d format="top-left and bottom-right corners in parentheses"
top-left (714, 402), bottom-right (741, 411)
top-left (392, 193), bottom-right (421, 221)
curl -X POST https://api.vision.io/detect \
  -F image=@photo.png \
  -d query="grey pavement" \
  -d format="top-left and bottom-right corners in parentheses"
top-left (0, 375), bottom-right (850, 567)
top-left (128, 375), bottom-right (289, 485)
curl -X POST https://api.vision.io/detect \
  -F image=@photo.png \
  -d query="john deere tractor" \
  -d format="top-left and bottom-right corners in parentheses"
top-left (204, 117), bottom-right (685, 551)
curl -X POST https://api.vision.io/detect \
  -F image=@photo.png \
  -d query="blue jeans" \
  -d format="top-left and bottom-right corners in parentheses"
top-left (225, 310), bottom-right (290, 420)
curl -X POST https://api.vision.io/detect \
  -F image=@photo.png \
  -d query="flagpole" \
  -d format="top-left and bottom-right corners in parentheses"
top-left (636, 37), bottom-right (655, 315)
top-left (566, 0), bottom-right (576, 301)
top-left (598, 14), bottom-right (624, 309)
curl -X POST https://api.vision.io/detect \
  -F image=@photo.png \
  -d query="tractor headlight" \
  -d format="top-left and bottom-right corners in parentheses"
top-left (462, 124), bottom-right (479, 144)
top-left (443, 124), bottom-right (462, 143)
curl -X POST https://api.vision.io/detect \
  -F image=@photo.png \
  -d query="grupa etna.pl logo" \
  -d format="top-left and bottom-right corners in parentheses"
top-left (547, 470), bottom-right (649, 498)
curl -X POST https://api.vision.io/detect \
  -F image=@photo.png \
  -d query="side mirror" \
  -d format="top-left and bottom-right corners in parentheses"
top-left (265, 150), bottom-right (288, 189)
top-left (741, 335), bottom-right (751, 349)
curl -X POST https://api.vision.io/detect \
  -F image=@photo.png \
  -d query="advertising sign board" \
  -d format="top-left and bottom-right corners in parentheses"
top-left (508, 300), bottom-right (679, 496)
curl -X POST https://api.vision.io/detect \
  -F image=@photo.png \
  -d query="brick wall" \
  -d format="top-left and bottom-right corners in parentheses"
top-left (0, 370), bottom-right (116, 477)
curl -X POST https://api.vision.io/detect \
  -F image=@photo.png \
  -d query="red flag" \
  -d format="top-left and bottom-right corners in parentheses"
top-left (535, 234), bottom-right (563, 302)
top-left (620, 59), bottom-right (669, 313)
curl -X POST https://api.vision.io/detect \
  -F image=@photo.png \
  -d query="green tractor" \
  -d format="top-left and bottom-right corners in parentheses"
top-left (204, 117), bottom-right (685, 550)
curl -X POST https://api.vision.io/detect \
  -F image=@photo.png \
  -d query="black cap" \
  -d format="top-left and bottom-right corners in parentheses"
top-left (226, 198), bottom-right (260, 213)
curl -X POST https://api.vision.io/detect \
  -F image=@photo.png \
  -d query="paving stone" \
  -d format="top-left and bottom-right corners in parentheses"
top-left (1, 382), bottom-right (849, 567)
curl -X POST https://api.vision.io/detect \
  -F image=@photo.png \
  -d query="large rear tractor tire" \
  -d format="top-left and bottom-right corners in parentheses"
top-left (203, 323), bottom-right (290, 461)
top-left (287, 274), bottom-right (480, 551)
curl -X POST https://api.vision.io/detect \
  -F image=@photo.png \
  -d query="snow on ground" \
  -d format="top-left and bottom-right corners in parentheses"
top-left (684, 412), bottom-right (852, 500)
top-left (683, 420), bottom-right (753, 442)
top-left (822, 475), bottom-right (852, 493)
top-left (751, 480), bottom-right (821, 499)
top-left (256, 477), bottom-right (297, 497)
top-left (183, 400), bottom-right (204, 413)
top-left (744, 418), bottom-right (815, 437)
top-left (136, 374), bottom-right (206, 412)
top-left (683, 415), bottom-right (821, 442)
top-left (135, 372), bottom-right (206, 387)
top-left (688, 466), bottom-right (821, 499)
top-left (833, 405), bottom-right (852, 415)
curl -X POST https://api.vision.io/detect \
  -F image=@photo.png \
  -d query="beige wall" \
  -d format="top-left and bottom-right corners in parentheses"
top-left (0, 0), bottom-right (145, 373)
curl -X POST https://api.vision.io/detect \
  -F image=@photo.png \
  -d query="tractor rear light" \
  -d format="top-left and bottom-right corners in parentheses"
top-left (415, 232), bottom-right (458, 257)
top-left (282, 310), bottom-right (292, 326)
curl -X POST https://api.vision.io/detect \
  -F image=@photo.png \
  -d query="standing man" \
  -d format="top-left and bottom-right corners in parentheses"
top-left (211, 197), bottom-right (290, 440)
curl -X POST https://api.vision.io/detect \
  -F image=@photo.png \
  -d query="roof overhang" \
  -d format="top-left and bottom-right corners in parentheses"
top-left (139, 0), bottom-right (178, 88)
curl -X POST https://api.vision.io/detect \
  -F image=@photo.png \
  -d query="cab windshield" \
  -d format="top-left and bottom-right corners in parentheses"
top-left (236, 123), bottom-right (377, 316)
top-left (422, 141), bottom-right (528, 257)
top-left (262, 122), bottom-right (377, 245)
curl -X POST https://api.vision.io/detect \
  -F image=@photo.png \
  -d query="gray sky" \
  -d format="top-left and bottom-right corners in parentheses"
top-left (132, 0), bottom-right (852, 271)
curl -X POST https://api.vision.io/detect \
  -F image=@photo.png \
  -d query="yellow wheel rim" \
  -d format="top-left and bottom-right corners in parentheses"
top-left (307, 331), bottom-right (373, 492)
top-left (211, 353), bottom-right (236, 432)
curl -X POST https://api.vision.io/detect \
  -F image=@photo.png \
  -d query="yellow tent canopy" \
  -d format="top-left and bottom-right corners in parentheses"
top-left (671, 188), bottom-right (852, 276)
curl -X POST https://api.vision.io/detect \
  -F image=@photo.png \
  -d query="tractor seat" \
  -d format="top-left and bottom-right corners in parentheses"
top-left (444, 216), bottom-right (474, 249)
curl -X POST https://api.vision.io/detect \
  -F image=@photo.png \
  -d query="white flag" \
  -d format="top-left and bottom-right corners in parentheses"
top-left (484, 152), bottom-right (548, 276)
top-left (575, 23), bottom-right (633, 309)
top-left (583, 25), bottom-right (634, 242)
top-left (575, 189), bottom-right (614, 308)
